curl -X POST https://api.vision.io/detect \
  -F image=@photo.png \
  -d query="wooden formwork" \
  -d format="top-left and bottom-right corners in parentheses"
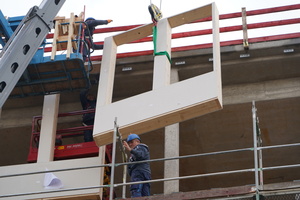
top-left (51, 12), bottom-right (84, 60)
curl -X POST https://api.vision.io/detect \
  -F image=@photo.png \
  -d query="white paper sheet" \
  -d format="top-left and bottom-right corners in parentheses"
top-left (43, 172), bottom-right (63, 189)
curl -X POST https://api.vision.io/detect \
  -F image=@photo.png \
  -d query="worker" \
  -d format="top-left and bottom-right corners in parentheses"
top-left (123, 134), bottom-right (151, 197)
top-left (80, 89), bottom-right (96, 142)
top-left (82, 17), bottom-right (113, 61)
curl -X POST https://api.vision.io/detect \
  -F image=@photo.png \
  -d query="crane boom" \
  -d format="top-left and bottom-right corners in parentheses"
top-left (0, 0), bottom-right (66, 108)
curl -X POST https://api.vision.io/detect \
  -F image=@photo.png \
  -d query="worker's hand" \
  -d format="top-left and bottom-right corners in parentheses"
top-left (107, 19), bottom-right (113, 23)
top-left (123, 141), bottom-right (131, 152)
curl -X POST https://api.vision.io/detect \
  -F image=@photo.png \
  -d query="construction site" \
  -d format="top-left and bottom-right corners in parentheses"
top-left (0, 0), bottom-right (300, 199)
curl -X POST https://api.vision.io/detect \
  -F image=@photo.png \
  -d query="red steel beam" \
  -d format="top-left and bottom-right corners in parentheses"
top-left (43, 18), bottom-right (300, 53)
top-left (89, 32), bottom-right (300, 61)
top-left (194, 3), bottom-right (300, 22)
top-left (43, 4), bottom-right (300, 61)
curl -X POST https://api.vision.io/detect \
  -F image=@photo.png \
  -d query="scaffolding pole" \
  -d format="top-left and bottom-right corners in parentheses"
top-left (252, 101), bottom-right (260, 200)
top-left (109, 118), bottom-right (118, 200)
top-left (115, 120), bottom-right (128, 198)
top-left (257, 116), bottom-right (264, 190)
top-left (2, 148), bottom-right (300, 198)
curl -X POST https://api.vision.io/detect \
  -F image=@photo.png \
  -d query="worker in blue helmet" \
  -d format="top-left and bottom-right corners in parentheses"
top-left (82, 17), bottom-right (113, 61)
top-left (123, 133), bottom-right (151, 197)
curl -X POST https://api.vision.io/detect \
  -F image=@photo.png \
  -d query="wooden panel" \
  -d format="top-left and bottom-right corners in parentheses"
top-left (94, 72), bottom-right (222, 146)
top-left (93, 3), bottom-right (222, 147)
top-left (37, 94), bottom-right (59, 162)
top-left (0, 157), bottom-right (102, 200)
top-left (94, 98), bottom-right (221, 146)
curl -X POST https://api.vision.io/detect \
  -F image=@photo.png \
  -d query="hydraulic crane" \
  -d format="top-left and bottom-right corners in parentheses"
top-left (0, 0), bottom-right (66, 108)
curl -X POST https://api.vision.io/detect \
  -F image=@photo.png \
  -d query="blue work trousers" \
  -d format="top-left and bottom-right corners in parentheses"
top-left (83, 120), bottom-right (94, 142)
top-left (130, 170), bottom-right (151, 197)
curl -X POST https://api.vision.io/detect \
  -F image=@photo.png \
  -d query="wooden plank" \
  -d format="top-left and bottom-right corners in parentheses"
top-left (51, 20), bottom-right (60, 60)
top-left (66, 13), bottom-right (75, 59)
top-left (242, 7), bottom-right (249, 50)
top-left (74, 12), bottom-right (84, 34)
top-left (168, 4), bottom-right (212, 28)
top-left (113, 23), bottom-right (154, 46)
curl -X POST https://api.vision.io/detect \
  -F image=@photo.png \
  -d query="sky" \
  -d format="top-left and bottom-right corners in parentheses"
top-left (1, 0), bottom-right (300, 53)
top-left (1, 0), bottom-right (299, 25)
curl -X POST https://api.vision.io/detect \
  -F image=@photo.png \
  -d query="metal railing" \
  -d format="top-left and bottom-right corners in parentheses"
top-left (2, 101), bottom-right (300, 199)
top-left (44, 3), bottom-right (300, 60)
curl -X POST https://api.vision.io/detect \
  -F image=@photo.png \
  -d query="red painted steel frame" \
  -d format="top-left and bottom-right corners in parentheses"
top-left (27, 109), bottom-right (114, 163)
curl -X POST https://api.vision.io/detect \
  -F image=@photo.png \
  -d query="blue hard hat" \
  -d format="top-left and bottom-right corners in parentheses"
top-left (85, 17), bottom-right (95, 21)
top-left (127, 134), bottom-right (141, 142)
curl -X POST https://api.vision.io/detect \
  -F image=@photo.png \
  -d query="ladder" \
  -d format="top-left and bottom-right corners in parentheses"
top-left (0, 0), bottom-right (66, 108)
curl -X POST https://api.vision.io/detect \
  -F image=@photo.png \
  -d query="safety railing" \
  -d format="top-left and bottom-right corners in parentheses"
top-left (2, 101), bottom-right (300, 199)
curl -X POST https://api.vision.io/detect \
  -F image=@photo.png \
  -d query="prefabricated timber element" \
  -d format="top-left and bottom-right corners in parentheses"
top-left (93, 3), bottom-right (222, 146)
top-left (0, 157), bottom-right (103, 200)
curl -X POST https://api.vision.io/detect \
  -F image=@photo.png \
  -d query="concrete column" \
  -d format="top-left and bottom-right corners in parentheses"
top-left (37, 94), bottom-right (60, 163)
top-left (164, 69), bottom-right (180, 194)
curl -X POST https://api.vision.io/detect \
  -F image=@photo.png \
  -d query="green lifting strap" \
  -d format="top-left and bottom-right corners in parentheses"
top-left (152, 26), bottom-right (172, 64)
